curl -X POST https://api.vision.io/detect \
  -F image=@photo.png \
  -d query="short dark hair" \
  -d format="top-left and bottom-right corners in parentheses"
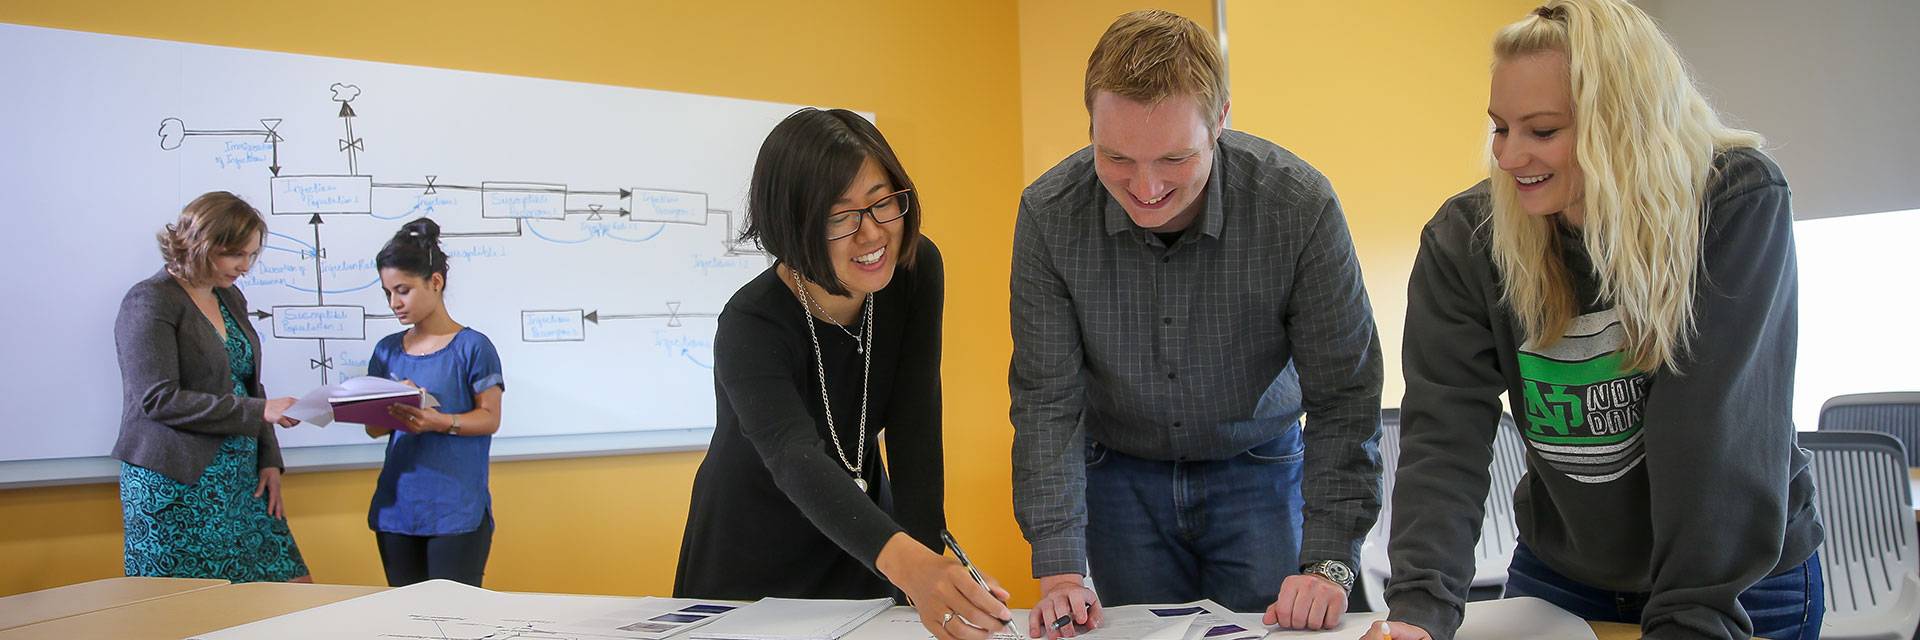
top-left (376, 217), bottom-right (449, 284)
top-left (739, 108), bottom-right (921, 296)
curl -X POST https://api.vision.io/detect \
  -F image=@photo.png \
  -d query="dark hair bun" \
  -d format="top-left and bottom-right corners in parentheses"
top-left (376, 217), bottom-right (451, 281)
top-left (399, 217), bottom-right (442, 244)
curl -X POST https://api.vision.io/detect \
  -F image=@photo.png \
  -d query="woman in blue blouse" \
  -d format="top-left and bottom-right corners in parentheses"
top-left (363, 217), bottom-right (506, 587)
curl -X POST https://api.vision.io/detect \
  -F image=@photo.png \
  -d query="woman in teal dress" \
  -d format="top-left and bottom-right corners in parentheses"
top-left (112, 191), bottom-right (311, 582)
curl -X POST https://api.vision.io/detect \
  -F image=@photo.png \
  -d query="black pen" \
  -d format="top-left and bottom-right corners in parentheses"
top-left (939, 529), bottom-right (1014, 632)
top-left (1051, 603), bottom-right (1092, 631)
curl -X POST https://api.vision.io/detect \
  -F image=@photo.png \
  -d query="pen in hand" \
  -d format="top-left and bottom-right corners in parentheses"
top-left (1051, 603), bottom-right (1092, 631)
top-left (939, 530), bottom-right (1015, 635)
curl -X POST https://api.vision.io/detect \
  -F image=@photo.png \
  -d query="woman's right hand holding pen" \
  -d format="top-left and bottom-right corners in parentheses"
top-left (876, 533), bottom-right (1013, 640)
top-left (1359, 620), bottom-right (1430, 640)
top-left (1028, 573), bottom-right (1100, 639)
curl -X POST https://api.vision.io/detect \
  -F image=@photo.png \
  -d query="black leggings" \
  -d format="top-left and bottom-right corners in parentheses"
top-left (375, 511), bottom-right (494, 587)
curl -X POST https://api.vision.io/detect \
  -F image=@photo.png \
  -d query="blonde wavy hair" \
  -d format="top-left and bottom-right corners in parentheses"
top-left (1488, 0), bottom-right (1762, 372)
top-left (159, 191), bottom-right (266, 285)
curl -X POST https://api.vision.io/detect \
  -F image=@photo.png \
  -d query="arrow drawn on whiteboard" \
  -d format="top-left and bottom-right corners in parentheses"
top-left (332, 83), bottom-right (363, 175)
top-left (156, 117), bottom-right (284, 151)
top-left (587, 303), bottom-right (717, 328)
top-left (682, 348), bottom-right (714, 370)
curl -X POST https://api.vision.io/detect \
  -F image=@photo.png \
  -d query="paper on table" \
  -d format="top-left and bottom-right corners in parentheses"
top-left (1067, 600), bottom-right (1237, 640)
top-left (690, 597), bottom-right (891, 640)
top-left (544, 597), bottom-right (742, 640)
top-left (840, 607), bottom-right (1027, 640)
top-left (283, 376), bottom-right (439, 427)
top-left (192, 580), bottom-right (740, 640)
top-left (1261, 597), bottom-right (1596, 640)
top-left (1177, 611), bottom-right (1266, 640)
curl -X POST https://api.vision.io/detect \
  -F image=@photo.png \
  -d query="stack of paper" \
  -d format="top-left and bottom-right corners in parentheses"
top-left (283, 375), bottom-right (439, 428)
top-left (690, 598), bottom-right (892, 640)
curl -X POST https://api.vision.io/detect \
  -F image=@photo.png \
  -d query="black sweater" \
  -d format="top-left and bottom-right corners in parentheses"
top-left (675, 240), bottom-right (946, 600)
top-left (1385, 149), bottom-right (1821, 639)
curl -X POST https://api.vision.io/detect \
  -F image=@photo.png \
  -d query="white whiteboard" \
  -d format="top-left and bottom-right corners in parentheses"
top-left (0, 23), bottom-right (850, 483)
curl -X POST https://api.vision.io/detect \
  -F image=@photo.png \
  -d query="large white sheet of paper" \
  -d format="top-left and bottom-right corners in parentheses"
top-left (190, 583), bottom-right (1591, 640)
top-left (690, 597), bottom-right (891, 640)
top-left (1260, 597), bottom-right (1595, 640)
top-left (841, 607), bottom-right (1027, 640)
top-left (192, 580), bottom-right (741, 640)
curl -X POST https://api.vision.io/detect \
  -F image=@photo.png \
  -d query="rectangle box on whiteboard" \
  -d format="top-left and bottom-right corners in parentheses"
top-left (482, 182), bottom-right (567, 220)
top-left (630, 188), bottom-right (709, 225)
top-left (273, 305), bottom-right (366, 340)
top-left (270, 176), bottom-right (374, 215)
top-left (523, 309), bottom-right (586, 342)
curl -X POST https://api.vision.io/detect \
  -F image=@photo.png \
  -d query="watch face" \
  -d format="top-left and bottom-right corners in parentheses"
top-left (1313, 561), bottom-right (1354, 588)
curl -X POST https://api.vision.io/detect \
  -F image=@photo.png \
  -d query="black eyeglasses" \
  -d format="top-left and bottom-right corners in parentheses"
top-left (825, 189), bottom-right (912, 241)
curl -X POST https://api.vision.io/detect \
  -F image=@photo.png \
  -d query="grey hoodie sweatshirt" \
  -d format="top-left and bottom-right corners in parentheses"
top-left (1384, 147), bottom-right (1822, 640)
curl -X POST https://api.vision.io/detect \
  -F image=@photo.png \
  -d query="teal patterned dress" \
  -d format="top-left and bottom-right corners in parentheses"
top-left (120, 302), bottom-right (309, 582)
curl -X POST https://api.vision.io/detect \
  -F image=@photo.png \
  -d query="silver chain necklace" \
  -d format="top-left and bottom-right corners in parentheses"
top-left (799, 283), bottom-right (866, 353)
top-left (793, 272), bottom-right (874, 492)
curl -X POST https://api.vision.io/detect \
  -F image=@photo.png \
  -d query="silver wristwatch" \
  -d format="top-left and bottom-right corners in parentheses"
top-left (1301, 560), bottom-right (1355, 593)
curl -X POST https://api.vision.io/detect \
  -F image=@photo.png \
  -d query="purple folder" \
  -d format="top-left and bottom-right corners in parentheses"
top-left (329, 390), bottom-right (424, 432)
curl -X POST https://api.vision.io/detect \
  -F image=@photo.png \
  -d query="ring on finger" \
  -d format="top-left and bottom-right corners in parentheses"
top-left (940, 611), bottom-right (954, 626)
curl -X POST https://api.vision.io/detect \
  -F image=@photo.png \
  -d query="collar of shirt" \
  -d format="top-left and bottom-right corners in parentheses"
top-left (1100, 138), bottom-right (1231, 242)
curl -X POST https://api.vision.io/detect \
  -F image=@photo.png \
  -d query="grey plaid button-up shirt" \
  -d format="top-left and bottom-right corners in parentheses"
top-left (1010, 129), bottom-right (1384, 578)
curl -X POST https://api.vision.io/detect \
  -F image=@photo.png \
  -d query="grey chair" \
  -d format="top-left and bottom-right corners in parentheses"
top-left (1358, 409), bottom-right (1526, 612)
top-left (1800, 430), bottom-right (1919, 640)
top-left (1820, 392), bottom-right (1920, 467)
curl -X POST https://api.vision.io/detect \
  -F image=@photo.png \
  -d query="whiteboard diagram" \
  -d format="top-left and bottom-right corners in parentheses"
top-left (0, 23), bottom-right (840, 465)
top-left (154, 82), bottom-right (758, 387)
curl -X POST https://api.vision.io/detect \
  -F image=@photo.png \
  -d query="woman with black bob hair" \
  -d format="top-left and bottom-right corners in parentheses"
top-left (676, 108), bottom-right (1008, 640)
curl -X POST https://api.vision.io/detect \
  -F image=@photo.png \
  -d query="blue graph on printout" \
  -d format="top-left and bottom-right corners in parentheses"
top-left (0, 23), bottom-right (863, 478)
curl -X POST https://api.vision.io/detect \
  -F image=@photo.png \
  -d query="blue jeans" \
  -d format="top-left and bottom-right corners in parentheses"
top-left (1085, 426), bottom-right (1306, 612)
top-left (1506, 542), bottom-right (1823, 639)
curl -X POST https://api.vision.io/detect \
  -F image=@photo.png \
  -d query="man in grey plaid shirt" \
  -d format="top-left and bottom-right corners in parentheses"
top-left (1010, 10), bottom-right (1383, 636)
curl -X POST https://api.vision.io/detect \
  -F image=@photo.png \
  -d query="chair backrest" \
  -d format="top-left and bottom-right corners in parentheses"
top-left (1820, 392), bottom-right (1920, 467)
top-left (1799, 430), bottom-right (1920, 640)
top-left (1359, 409), bottom-right (1526, 612)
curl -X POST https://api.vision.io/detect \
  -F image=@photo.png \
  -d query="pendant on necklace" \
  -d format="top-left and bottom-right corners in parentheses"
top-left (854, 477), bottom-right (869, 492)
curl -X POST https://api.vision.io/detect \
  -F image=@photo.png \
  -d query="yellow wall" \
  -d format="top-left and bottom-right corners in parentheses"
top-left (0, 0), bottom-right (1032, 602)
top-left (1226, 0), bottom-right (1537, 405)
top-left (0, 0), bottom-right (1535, 607)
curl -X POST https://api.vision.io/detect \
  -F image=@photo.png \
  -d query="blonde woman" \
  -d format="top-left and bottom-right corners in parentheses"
top-left (1370, 2), bottom-right (1821, 639)
top-left (114, 191), bottom-right (311, 583)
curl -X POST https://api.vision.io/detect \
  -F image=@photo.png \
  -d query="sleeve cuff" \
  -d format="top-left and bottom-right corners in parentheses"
top-left (1387, 590), bottom-right (1464, 640)
top-left (1300, 536), bottom-right (1362, 571)
top-left (471, 373), bottom-right (504, 394)
top-left (1030, 535), bottom-right (1087, 579)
